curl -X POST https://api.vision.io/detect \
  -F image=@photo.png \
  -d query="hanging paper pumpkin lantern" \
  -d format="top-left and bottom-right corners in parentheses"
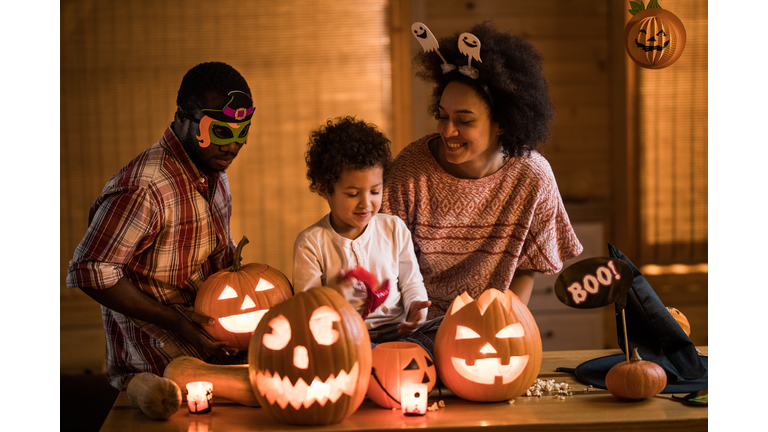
top-left (367, 342), bottom-right (437, 409)
top-left (248, 287), bottom-right (372, 425)
top-left (624, 2), bottom-right (686, 69)
top-left (194, 236), bottom-right (293, 351)
top-left (434, 289), bottom-right (542, 402)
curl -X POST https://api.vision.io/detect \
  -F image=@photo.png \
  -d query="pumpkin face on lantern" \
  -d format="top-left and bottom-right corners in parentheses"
top-left (194, 237), bottom-right (292, 351)
top-left (367, 342), bottom-right (437, 409)
top-left (248, 287), bottom-right (372, 425)
top-left (434, 289), bottom-right (542, 402)
top-left (624, 8), bottom-right (686, 69)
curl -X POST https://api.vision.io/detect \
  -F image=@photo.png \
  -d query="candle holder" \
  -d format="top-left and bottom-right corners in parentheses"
top-left (186, 381), bottom-right (213, 415)
top-left (400, 383), bottom-right (428, 416)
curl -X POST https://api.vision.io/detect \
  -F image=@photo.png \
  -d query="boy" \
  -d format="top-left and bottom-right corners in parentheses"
top-left (293, 116), bottom-right (439, 355)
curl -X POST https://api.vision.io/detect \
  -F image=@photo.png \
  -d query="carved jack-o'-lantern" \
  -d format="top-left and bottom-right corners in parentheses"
top-left (624, 5), bottom-right (686, 69)
top-left (666, 306), bottom-right (691, 336)
top-left (248, 287), bottom-right (372, 425)
top-left (434, 289), bottom-right (542, 402)
top-left (194, 237), bottom-right (293, 350)
top-left (367, 342), bottom-right (437, 409)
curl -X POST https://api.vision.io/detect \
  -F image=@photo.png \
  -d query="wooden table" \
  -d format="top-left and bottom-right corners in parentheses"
top-left (100, 347), bottom-right (707, 432)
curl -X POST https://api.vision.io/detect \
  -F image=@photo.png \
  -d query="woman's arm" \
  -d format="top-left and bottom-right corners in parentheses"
top-left (508, 269), bottom-right (535, 305)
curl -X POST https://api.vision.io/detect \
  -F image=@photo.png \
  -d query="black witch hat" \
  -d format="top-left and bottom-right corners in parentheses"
top-left (565, 244), bottom-right (707, 393)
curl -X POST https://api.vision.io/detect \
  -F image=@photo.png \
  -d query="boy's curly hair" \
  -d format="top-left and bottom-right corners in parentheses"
top-left (413, 21), bottom-right (554, 158)
top-left (305, 116), bottom-right (392, 195)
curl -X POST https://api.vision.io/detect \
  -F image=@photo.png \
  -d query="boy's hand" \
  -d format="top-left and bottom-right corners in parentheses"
top-left (339, 266), bottom-right (390, 319)
top-left (397, 300), bottom-right (431, 335)
top-left (334, 276), bottom-right (356, 300)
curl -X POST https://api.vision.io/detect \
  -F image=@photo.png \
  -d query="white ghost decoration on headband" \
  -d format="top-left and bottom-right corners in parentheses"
top-left (411, 22), bottom-right (456, 74)
top-left (458, 32), bottom-right (481, 79)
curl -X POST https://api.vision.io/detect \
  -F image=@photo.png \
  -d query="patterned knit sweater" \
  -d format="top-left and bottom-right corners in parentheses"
top-left (382, 133), bottom-right (583, 319)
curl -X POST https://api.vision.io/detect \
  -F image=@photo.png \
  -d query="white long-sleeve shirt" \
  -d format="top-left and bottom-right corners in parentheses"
top-left (292, 213), bottom-right (428, 329)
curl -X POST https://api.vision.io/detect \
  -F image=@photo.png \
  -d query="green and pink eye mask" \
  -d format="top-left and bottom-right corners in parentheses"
top-left (196, 90), bottom-right (254, 148)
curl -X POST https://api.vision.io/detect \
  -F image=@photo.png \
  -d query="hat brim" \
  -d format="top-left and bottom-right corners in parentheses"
top-left (573, 354), bottom-right (708, 394)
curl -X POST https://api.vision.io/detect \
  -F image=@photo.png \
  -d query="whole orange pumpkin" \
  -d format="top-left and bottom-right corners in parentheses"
top-left (434, 289), bottom-right (542, 402)
top-left (248, 287), bottom-right (372, 425)
top-left (194, 236), bottom-right (293, 351)
top-left (605, 348), bottom-right (667, 399)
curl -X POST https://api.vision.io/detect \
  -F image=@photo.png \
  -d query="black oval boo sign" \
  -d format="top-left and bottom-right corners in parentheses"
top-left (554, 257), bottom-right (633, 309)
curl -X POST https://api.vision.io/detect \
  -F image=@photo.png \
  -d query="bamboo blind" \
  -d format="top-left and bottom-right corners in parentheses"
top-left (635, 0), bottom-right (708, 265)
top-left (60, 0), bottom-right (393, 293)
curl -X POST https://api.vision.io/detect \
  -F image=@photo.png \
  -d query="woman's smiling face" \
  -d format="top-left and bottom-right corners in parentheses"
top-left (436, 81), bottom-right (503, 177)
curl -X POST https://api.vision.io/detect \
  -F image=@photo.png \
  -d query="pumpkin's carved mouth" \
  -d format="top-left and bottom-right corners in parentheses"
top-left (451, 355), bottom-right (529, 385)
top-left (218, 309), bottom-right (268, 333)
top-left (255, 362), bottom-right (360, 409)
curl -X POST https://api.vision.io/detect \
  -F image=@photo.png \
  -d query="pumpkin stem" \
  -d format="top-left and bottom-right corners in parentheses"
top-left (629, 347), bottom-right (643, 362)
top-left (230, 236), bottom-right (249, 272)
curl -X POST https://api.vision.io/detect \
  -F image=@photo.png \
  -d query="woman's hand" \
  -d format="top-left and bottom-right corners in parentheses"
top-left (397, 300), bottom-right (431, 335)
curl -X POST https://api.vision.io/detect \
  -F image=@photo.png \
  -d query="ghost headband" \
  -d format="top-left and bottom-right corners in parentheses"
top-left (412, 23), bottom-right (493, 106)
top-left (411, 22), bottom-right (482, 79)
top-left (178, 90), bottom-right (254, 148)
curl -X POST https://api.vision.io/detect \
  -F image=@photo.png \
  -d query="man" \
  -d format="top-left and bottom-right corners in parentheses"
top-left (67, 62), bottom-right (253, 389)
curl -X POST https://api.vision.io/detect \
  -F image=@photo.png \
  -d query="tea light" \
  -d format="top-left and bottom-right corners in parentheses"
top-left (186, 381), bottom-right (213, 414)
top-left (400, 383), bottom-right (428, 416)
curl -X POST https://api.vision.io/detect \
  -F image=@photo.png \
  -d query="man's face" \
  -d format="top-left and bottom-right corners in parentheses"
top-left (179, 92), bottom-right (250, 174)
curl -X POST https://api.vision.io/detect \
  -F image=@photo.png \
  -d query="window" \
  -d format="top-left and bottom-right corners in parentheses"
top-left (632, 1), bottom-right (707, 266)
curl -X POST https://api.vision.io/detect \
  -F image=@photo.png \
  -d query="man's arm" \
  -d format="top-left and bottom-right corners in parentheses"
top-left (79, 276), bottom-right (236, 356)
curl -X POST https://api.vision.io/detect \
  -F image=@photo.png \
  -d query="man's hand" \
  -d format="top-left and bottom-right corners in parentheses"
top-left (172, 307), bottom-right (239, 356)
top-left (397, 300), bottom-right (431, 336)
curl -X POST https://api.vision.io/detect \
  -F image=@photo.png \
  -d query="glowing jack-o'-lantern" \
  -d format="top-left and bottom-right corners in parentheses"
top-left (624, 5), bottom-right (686, 69)
top-left (434, 289), bottom-right (542, 402)
top-left (248, 287), bottom-right (372, 425)
top-left (194, 236), bottom-right (292, 350)
top-left (367, 342), bottom-right (436, 409)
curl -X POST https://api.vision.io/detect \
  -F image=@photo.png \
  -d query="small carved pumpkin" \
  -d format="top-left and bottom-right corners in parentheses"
top-left (367, 342), bottom-right (436, 409)
top-left (434, 289), bottom-right (542, 402)
top-left (194, 236), bottom-right (293, 350)
top-left (666, 306), bottom-right (691, 336)
top-left (248, 287), bottom-right (372, 425)
top-left (624, 6), bottom-right (686, 69)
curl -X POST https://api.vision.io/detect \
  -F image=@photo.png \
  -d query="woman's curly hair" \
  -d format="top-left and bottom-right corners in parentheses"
top-left (305, 116), bottom-right (392, 195)
top-left (414, 21), bottom-right (554, 158)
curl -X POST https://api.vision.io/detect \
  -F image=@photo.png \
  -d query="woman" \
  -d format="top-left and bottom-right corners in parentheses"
top-left (383, 21), bottom-right (583, 320)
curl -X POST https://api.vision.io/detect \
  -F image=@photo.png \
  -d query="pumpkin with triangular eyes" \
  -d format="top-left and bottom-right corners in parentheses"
top-left (194, 237), bottom-right (293, 351)
top-left (367, 341), bottom-right (437, 409)
top-left (248, 287), bottom-right (372, 425)
top-left (434, 289), bottom-right (542, 402)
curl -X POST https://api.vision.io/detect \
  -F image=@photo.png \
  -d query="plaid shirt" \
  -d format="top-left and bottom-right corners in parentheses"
top-left (66, 126), bottom-right (236, 389)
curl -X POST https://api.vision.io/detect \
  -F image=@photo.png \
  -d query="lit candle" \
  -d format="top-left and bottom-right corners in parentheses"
top-left (400, 383), bottom-right (428, 416)
top-left (186, 381), bottom-right (213, 414)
